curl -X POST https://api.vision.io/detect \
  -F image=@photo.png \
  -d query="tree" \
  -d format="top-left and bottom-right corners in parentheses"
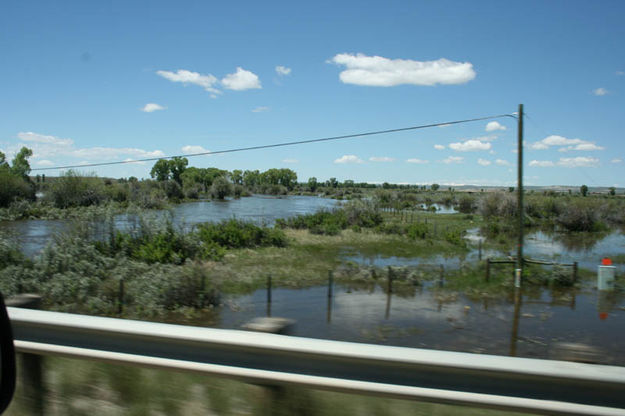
top-left (307, 177), bottom-right (318, 192)
top-left (609, 187), bottom-right (616, 196)
top-left (508, 187), bottom-right (515, 193)
top-left (327, 177), bottom-right (338, 188)
top-left (150, 159), bottom-right (170, 182)
top-left (210, 176), bottom-right (233, 199)
top-left (580, 184), bottom-right (588, 197)
top-left (168, 157), bottom-right (188, 185)
top-left (431, 183), bottom-right (440, 191)
top-left (11, 147), bottom-right (33, 178)
top-left (0, 151), bottom-right (8, 170)
top-left (230, 169), bottom-right (243, 185)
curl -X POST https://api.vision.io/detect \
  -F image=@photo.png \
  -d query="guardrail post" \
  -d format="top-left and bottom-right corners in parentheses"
top-left (6, 294), bottom-right (44, 416)
top-left (486, 258), bottom-right (491, 282)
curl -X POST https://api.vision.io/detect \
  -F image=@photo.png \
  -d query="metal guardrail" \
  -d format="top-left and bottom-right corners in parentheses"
top-left (8, 307), bottom-right (625, 416)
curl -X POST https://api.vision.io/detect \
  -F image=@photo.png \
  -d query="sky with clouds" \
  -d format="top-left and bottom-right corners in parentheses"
top-left (1, 0), bottom-right (623, 186)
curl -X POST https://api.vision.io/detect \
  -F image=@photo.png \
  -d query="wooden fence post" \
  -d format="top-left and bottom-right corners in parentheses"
top-left (387, 266), bottom-right (393, 294)
top-left (328, 270), bottom-right (334, 298)
top-left (573, 262), bottom-right (578, 283)
top-left (439, 265), bottom-right (444, 287)
top-left (118, 278), bottom-right (124, 315)
top-left (486, 258), bottom-right (491, 282)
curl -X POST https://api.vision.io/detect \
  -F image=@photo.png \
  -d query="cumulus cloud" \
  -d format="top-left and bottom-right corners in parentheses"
top-left (275, 66), bottom-right (291, 76)
top-left (334, 155), bottom-right (364, 164)
top-left (485, 121), bottom-right (506, 132)
top-left (449, 139), bottom-right (491, 152)
top-left (282, 158), bottom-right (298, 163)
top-left (221, 67), bottom-right (261, 90)
top-left (529, 160), bottom-right (555, 167)
top-left (141, 103), bottom-right (166, 113)
top-left (181, 145), bottom-right (209, 154)
top-left (434, 144), bottom-right (445, 150)
top-left (156, 69), bottom-right (220, 95)
top-left (443, 156), bottom-right (464, 164)
top-left (406, 158), bottom-right (429, 164)
top-left (529, 157), bottom-right (600, 168)
top-left (369, 156), bottom-right (395, 162)
top-left (252, 106), bottom-right (269, 113)
top-left (529, 135), bottom-right (603, 151)
top-left (611, 158), bottom-right (623, 164)
top-left (592, 87), bottom-right (609, 96)
top-left (14, 131), bottom-right (164, 164)
top-left (495, 159), bottom-right (510, 166)
top-left (328, 53), bottom-right (476, 87)
top-left (18, 132), bottom-right (73, 146)
top-left (477, 158), bottom-right (491, 166)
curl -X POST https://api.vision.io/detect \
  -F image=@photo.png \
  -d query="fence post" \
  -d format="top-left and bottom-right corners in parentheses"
top-left (328, 270), bottom-right (334, 298)
top-left (573, 262), bottom-right (578, 283)
top-left (439, 265), bottom-right (444, 287)
top-left (478, 240), bottom-right (482, 261)
top-left (486, 258), bottom-right (491, 282)
top-left (266, 275), bottom-right (272, 317)
top-left (387, 266), bottom-right (393, 294)
top-left (118, 278), bottom-right (124, 315)
top-left (6, 294), bottom-right (44, 416)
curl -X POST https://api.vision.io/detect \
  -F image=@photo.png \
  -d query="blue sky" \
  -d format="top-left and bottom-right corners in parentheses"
top-left (1, 0), bottom-right (623, 186)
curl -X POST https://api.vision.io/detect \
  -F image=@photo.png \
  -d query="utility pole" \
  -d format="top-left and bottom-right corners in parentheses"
top-left (516, 104), bottom-right (524, 287)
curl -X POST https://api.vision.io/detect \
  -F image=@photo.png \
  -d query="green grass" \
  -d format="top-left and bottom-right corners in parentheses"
top-left (6, 357), bottom-right (533, 416)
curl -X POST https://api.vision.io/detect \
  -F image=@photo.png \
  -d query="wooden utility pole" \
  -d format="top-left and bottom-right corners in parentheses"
top-left (516, 104), bottom-right (524, 286)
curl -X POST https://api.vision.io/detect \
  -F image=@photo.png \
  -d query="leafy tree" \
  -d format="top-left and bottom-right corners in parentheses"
top-left (11, 147), bottom-right (33, 178)
top-left (168, 157), bottom-right (188, 185)
top-left (508, 187), bottom-right (515, 193)
top-left (307, 177), bottom-right (318, 192)
top-left (243, 169), bottom-right (260, 187)
top-left (150, 159), bottom-right (170, 181)
top-left (327, 177), bottom-right (338, 188)
top-left (609, 187), bottom-right (616, 196)
top-left (230, 169), bottom-right (243, 185)
top-left (343, 179), bottom-right (355, 188)
top-left (211, 176), bottom-right (233, 199)
top-left (0, 151), bottom-right (8, 170)
top-left (431, 183), bottom-right (440, 191)
top-left (580, 184), bottom-right (588, 197)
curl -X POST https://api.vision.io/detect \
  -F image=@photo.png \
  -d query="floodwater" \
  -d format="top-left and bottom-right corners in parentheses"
top-left (209, 280), bottom-right (625, 365)
top-left (0, 195), bottom-right (338, 257)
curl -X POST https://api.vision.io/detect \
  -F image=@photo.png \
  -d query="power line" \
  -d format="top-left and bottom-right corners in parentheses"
top-left (31, 113), bottom-right (516, 172)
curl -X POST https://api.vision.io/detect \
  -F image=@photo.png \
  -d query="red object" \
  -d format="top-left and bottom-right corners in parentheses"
top-left (602, 257), bottom-right (612, 266)
top-left (599, 312), bottom-right (609, 320)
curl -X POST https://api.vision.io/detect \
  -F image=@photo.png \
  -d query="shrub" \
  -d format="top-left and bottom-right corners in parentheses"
top-left (0, 172), bottom-right (35, 207)
top-left (210, 177), bottom-right (233, 199)
top-left (48, 170), bottom-right (107, 208)
top-left (196, 219), bottom-right (287, 249)
top-left (406, 222), bottom-right (428, 239)
top-left (457, 195), bottom-right (476, 214)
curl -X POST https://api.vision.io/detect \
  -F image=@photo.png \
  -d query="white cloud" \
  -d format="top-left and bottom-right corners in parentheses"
top-left (557, 157), bottom-right (600, 168)
top-left (181, 145), bottom-right (209, 154)
top-left (529, 160), bottom-right (555, 167)
top-left (252, 106), bottom-right (269, 113)
top-left (334, 155), bottom-right (364, 164)
top-left (36, 159), bottom-right (54, 166)
top-left (485, 121), bottom-right (506, 132)
top-left (406, 158), bottom-right (429, 164)
top-left (14, 131), bottom-right (164, 163)
top-left (221, 67), bottom-right (261, 91)
top-left (443, 156), bottom-right (464, 164)
top-left (141, 103), bottom-right (166, 113)
top-left (477, 158), bottom-right (491, 166)
top-left (156, 69), bottom-right (220, 94)
top-left (592, 87), bottom-right (609, 96)
top-left (329, 53), bottom-right (476, 87)
top-left (434, 144), bottom-right (445, 150)
top-left (558, 143), bottom-right (604, 152)
top-left (282, 158), bottom-right (298, 163)
top-left (18, 132), bottom-right (73, 146)
top-left (611, 158), bottom-right (623, 164)
top-left (275, 66), bottom-right (291, 76)
top-left (449, 139), bottom-right (491, 152)
top-left (617, 71), bottom-right (625, 76)
top-left (529, 157), bottom-right (600, 168)
top-left (529, 135), bottom-right (603, 152)
top-left (495, 159), bottom-right (510, 166)
top-left (369, 156), bottom-right (395, 162)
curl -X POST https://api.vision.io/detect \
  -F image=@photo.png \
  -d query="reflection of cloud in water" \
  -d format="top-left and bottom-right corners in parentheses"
top-left (331, 287), bottom-right (466, 324)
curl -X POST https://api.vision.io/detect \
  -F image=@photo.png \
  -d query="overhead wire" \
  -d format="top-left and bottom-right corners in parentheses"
top-left (30, 113), bottom-right (516, 172)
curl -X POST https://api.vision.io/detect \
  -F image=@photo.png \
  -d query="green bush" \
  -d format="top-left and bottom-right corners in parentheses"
top-left (0, 171), bottom-right (35, 207)
top-left (196, 219), bottom-right (287, 249)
